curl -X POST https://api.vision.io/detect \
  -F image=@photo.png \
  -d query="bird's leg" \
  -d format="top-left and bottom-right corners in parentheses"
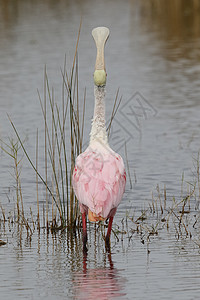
top-left (83, 249), bottom-right (88, 274)
top-left (107, 251), bottom-right (114, 270)
top-left (105, 216), bottom-right (114, 251)
top-left (82, 212), bottom-right (88, 253)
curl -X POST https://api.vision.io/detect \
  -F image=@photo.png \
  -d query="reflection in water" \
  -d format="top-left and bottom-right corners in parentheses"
top-left (1, 0), bottom-right (200, 299)
top-left (72, 252), bottom-right (126, 300)
top-left (131, 0), bottom-right (200, 38)
top-left (131, 0), bottom-right (200, 61)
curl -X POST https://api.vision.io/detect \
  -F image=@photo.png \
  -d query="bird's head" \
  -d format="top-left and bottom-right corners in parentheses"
top-left (92, 27), bottom-right (109, 87)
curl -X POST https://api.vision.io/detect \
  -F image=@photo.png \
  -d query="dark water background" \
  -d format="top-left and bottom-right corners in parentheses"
top-left (0, 1), bottom-right (200, 299)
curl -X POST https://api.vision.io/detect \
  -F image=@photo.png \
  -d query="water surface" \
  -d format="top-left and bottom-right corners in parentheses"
top-left (1, 1), bottom-right (200, 299)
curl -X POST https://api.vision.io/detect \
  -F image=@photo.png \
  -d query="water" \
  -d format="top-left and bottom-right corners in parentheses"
top-left (1, 0), bottom-right (200, 299)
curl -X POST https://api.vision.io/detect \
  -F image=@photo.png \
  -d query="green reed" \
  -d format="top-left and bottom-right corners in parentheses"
top-left (0, 138), bottom-right (24, 222)
top-left (2, 23), bottom-right (83, 231)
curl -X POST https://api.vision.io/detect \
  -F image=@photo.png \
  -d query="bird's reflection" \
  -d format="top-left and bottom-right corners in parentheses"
top-left (72, 251), bottom-right (126, 300)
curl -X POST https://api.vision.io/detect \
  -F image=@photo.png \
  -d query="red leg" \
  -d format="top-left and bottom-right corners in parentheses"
top-left (82, 212), bottom-right (87, 253)
top-left (107, 251), bottom-right (114, 270)
top-left (105, 216), bottom-right (114, 251)
top-left (83, 250), bottom-right (87, 274)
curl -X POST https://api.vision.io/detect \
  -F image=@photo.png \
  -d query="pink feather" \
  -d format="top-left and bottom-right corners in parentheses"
top-left (72, 144), bottom-right (126, 219)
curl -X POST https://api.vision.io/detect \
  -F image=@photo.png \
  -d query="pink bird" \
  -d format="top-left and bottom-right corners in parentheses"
top-left (72, 27), bottom-right (126, 251)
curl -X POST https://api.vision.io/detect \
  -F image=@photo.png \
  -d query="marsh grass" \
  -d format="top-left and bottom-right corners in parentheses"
top-left (113, 155), bottom-right (200, 248)
top-left (7, 25), bottom-right (84, 232)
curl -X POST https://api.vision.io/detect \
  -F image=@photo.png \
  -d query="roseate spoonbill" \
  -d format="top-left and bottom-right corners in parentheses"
top-left (72, 27), bottom-right (126, 251)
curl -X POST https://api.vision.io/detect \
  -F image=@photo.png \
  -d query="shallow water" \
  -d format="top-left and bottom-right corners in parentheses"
top-left (1, 0), bottom-right (200, 299)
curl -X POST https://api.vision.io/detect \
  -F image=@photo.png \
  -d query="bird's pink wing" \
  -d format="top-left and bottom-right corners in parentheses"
top-left (72, 148), bottom-right (126, 218)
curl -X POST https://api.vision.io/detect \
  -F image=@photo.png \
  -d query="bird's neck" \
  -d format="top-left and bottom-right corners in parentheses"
top-left (89, 86), bottom-right (108, 146)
